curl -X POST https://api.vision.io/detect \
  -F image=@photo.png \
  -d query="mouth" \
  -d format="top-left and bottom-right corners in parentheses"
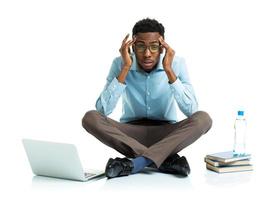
top-left (142, 60), bottom-right (154, 68)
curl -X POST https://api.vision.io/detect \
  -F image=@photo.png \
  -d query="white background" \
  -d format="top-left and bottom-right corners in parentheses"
top-left (1, 0), bottom-right (278, 199)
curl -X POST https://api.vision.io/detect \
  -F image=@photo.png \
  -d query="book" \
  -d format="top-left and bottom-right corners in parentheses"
top-left (206, 163), bottom-right (253, 173)
top-left (205, 151), bottom-right (251, 163)
top-left (204, 158), bottom-right (251, 167)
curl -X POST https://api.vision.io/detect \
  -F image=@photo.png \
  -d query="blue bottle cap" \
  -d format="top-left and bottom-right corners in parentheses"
top-left (238, 111), bottom-right (244, 116)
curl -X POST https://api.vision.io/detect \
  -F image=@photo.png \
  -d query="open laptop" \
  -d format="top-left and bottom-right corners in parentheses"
top-left (22, 139), bottom-right (105, 181)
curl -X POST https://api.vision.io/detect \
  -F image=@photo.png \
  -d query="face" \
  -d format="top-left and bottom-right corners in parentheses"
top-left (133, 32), bottom-right (163, 72)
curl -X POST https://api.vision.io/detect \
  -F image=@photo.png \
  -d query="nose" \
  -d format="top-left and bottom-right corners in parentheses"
top-left (144, 48), bottom-right (151, 57)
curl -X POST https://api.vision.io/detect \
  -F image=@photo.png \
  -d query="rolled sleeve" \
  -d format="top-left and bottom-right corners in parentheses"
top-left (106, 77), bottom-right (126, 97)
top-left (95, 56), bottom-right (127, 116)
top-left (169, 78), bottom-right (198, 117)
top-left (96, 77), bottom-right (126, 116)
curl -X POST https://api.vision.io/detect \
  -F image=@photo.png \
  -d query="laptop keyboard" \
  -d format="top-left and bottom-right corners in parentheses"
top-left (85, 172), bottom-right (96, 178)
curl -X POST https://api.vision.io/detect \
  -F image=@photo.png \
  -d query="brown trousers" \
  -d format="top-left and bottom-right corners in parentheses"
top-left (82, 110), bottom-right (212, 167)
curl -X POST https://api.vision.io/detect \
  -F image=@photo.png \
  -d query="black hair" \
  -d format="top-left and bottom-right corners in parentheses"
top-left (132, 18), bottom-right (165, 38)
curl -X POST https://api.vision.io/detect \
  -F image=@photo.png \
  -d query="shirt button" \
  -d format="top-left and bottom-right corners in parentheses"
top-left (147, 91), bottom-right (150, 96)
top-left (147, 76), bottom-right (150, 79)
top-left (147, 106), bottom-right (151, 110)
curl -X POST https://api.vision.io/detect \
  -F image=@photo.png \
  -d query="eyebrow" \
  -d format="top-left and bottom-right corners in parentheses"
top-left (136, 40), bottom-right (159, 44)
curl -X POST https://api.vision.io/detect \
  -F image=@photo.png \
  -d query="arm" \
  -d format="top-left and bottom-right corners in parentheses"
top-left (159, 37), bottom-right (198, 117)
top-left (95, 58), bottom-right (126, 116)
top-left (169, 57), bottom-right (198, 117)
top-left (95, 34), bottom-right (135, 115)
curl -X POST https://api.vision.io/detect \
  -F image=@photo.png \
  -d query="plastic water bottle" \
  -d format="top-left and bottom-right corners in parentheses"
top-left (233, 110), bottom-right (247, 156)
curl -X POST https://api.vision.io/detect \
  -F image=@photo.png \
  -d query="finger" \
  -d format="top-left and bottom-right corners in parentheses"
top-left (128, 38), bottom-right (136, 46)
top-left (120, 34), bottom-right (130, 51)
top-left (119, 39), bottom-right (134, 54)
top-left (132, 35), bottom-right (137, 43)
top-left (121, 34), bottom-right (134, 50)
top-left (159, 36), bottom-right (170, 49)
top-left (122, 34), bottom-right (130, 44)
top-left (130, 37), bottom-right (136, 46)
top-left (124, 36), bottom-right (136, 47)
top-left (158, 36), bottom-right (165, 45)
top-left (123, 38), bottom-right (135, 50)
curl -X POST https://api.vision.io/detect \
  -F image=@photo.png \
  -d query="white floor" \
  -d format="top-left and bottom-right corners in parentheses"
top-left (2, 110), bottom-right (277, 200)
top-left (2, 112), bottom-right (277, 200)
top-left (4, 148), bottom-right (277, 200)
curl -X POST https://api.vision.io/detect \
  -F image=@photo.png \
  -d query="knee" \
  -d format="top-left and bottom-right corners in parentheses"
top-left (192, 111), bottom-right (213, 133)
top-left (82, 110), bottom-right (101, 129)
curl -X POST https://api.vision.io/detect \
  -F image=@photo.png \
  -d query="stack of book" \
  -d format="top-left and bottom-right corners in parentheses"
top-left (205, 151), bottom-right (253, 173)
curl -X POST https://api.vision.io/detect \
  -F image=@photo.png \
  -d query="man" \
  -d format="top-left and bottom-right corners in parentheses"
top-left (82, 18), bottom-right (212, 179)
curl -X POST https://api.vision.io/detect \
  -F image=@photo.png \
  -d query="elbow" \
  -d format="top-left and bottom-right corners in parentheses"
top-left (95, 105), bottom-right (112, 117)
top-left (190, 99), bottom-right (199, 115)
top-left (95, 99), bottom-right (107, 116)
top-left (183, 99), bottom-right (198, 117)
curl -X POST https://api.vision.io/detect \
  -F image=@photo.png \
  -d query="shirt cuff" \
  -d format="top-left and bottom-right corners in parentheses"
top-left (107, 77), bottom-right (126, 96)
top-left (169, 78), bottom-right (185, 97)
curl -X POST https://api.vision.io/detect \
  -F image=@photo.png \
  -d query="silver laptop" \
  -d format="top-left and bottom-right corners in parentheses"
top-left (22, 139), bottom-right (104, 181)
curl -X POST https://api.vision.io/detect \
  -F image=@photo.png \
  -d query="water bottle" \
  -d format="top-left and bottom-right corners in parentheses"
top-left (233, 110), bottom-right (247, 156)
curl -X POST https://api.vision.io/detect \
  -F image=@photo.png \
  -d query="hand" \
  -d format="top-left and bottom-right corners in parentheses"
top-left (117, 34), bottom-right (136, 84)
top-left (158, 36), bottom-right (175, 71)
top-left (119, 34), bottom-right (136, 69)
top-left (158, 37), bottom-right (177, 83)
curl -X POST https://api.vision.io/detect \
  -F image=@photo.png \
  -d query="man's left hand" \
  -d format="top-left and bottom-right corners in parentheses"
top-left (159, 37), bottom-right (175, 71)
top-left (159, 37), bottom-right (177, 83)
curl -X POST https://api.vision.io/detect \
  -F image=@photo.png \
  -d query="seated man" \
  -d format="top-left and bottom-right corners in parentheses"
top-left (82, 18), bottom-right (212, 179)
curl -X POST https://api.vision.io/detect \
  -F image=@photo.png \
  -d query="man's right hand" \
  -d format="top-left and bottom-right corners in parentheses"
top-left (119, 34), bottom-right (136, 69)
top-left (117, 34), bottom-right (136, 84)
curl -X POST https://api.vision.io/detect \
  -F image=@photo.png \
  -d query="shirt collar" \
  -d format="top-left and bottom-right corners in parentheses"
top-left (130, 53), bottom-right (165, 72)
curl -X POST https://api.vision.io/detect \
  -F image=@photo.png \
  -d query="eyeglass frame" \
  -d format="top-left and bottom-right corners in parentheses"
top-left (133, 42), bottom-right (162, 53)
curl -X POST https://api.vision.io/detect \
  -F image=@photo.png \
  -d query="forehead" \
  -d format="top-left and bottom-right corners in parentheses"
top-left (135, 32), bottom-right (160, 43)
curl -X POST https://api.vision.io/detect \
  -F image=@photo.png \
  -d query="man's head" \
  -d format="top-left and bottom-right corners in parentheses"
top-left (132, 18), bottom-right (165, 72)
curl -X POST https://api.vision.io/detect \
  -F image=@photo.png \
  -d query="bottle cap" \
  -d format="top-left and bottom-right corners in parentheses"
top-left (238, 111), bottom-right (244, 116)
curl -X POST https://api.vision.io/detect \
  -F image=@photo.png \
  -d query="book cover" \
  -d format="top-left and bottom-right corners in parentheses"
top-left (205, 158), bottom-right (251, 167)
top-left (206, 163), bottom-right (253, 173)
top-left (205, 151), bottom-right (251, 163)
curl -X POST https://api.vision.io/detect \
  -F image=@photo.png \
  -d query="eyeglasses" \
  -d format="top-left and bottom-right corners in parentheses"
top-left (135, 43), bottom-right (161, 53)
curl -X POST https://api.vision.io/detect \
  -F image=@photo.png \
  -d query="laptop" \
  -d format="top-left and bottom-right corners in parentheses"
top-left (22, 139), bottom-right (105, 181)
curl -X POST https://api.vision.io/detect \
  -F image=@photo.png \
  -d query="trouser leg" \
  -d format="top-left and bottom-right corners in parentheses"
top-left (142, 111), bottom-right (213, 167)
top-left (82, 110), bottom-right (148, 158)
top-left (82, 110), bottom-right (212, 168)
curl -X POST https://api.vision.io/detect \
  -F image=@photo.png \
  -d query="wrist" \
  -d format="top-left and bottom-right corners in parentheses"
top-left (164, 67), bottom-right (177, 83)
top-left (117, 65), bottom-right (131, 84)
top-left (122, 65), bottom-right (131, 70)
top-left (164, 66), bottom-right (173, 73)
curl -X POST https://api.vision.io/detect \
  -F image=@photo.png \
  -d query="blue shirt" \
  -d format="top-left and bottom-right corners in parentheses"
top-left (95, 53), bottom-right (198, 123)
